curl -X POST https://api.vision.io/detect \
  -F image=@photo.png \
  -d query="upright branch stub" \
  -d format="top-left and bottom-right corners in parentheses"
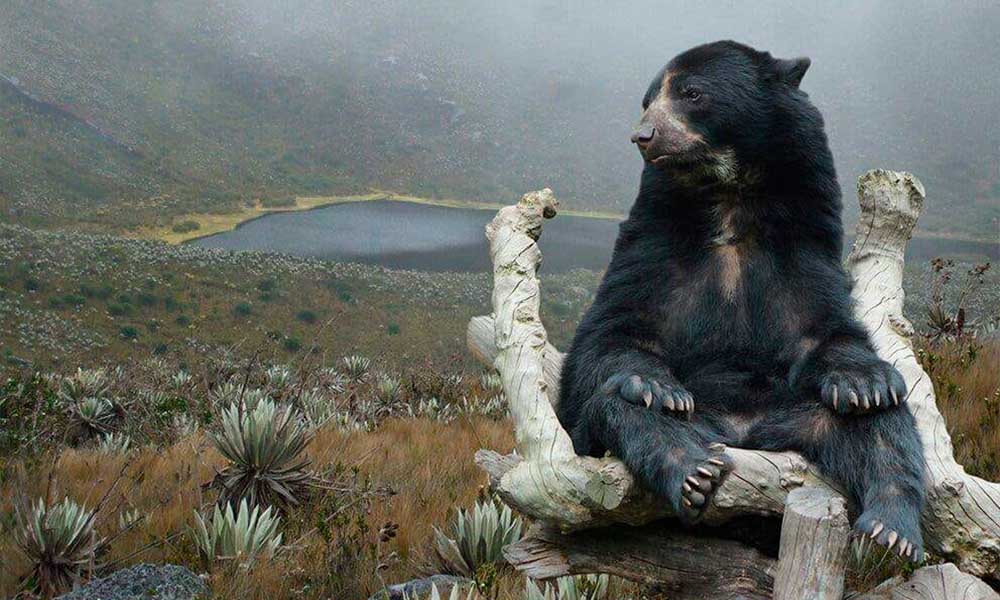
top-left (852, 169), bottom-right (925, 265)
top-left (847, 169), bottom-right (1000, 581)
top-left (486, 188), bottom-right (575, 463)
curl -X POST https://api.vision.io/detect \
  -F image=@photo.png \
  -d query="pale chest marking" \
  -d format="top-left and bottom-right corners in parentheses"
top-left (716, 245), bottom-right (742, 300)
top-left (711, 201), bottom-right (744, 300)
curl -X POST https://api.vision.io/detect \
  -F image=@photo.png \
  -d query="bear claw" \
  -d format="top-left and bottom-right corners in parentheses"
top-left (819, 360), bottom-right (907, 416)
top-left (604, 372), bottom-right (693, 416)
top-left (678, 448), bottom-right (732, 523)
top-left (856, 518), bottom-right (923, 563)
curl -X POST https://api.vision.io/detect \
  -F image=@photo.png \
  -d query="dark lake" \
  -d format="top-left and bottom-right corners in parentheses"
top-left (191, 200), bottom-right (998, 273)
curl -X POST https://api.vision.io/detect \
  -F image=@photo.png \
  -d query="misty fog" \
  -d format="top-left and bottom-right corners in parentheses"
top-left (2, 0), bottom-right (998, 238)
top-left (224, 0), bottom-right (1000, 224)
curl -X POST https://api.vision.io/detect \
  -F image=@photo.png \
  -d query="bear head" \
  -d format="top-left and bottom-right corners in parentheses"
top-left (632, 40), bottom-right (812, 184)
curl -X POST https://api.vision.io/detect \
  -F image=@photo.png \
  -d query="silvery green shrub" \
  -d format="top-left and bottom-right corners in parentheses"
top-left (402, 584), bottom-right (479, 600)
top-left (211, 398), bottom-right (313, 509)
top-left (69, 396), bottom-right (119, 438)
top-left (58, 367), bottom-right (110, 402)
top-left (191, 498), bottom-right (282, 564)
top-left (14, 496), bottom-right (105, 596)
top-left (525, 575), bottom-right (610, 600)
top-left (95, 432), bottom-right (132, 454)
top-left (342, 354), bottom-right (372, 383)
top-left (433, 496), bottom-right (523, 577)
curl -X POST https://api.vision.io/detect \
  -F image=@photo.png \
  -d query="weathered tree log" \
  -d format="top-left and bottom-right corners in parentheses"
top-left (849, 563), bottom-right (1000, 600)
top-left (504, 523), bottom-right (776, 600)
top-left (848, 171), bottom-right (1000, 581)
top-left (773, 486), bottom-right (851, 600)
top-left (469, 172), bottom-right (1000, 583)
top-left (467, 315), bottom-right (563, 406)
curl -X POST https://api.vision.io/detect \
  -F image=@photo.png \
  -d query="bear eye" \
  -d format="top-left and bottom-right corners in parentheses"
top-left (682, 87), bottom-right (702, 102)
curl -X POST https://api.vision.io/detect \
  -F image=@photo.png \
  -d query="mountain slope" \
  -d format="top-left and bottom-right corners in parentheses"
top-left (1, 0), bottom-right (997, 241)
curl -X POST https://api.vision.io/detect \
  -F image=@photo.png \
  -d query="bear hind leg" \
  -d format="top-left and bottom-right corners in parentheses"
top-left (745, 403), bottom-right (926, 562)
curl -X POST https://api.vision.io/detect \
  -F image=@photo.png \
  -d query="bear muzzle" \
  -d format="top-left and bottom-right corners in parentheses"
top-left (631, 95), bottom-right (703, 166)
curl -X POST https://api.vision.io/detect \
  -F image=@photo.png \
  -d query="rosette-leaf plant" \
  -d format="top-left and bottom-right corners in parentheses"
top-left (211, 398), bottom-right (313, 509)
top-left (525, 575), bottom-right (610, 600)
top-left (95, 432), bottom-right (132, 454)
top-left (433, 496), bottom-right (523, 577)
top-left (191, 498), bottom-right (282, 565)
top-left (402, 584), bottom-right (479, 600)
top-left (342, 355), bottom-right (372, 383)
top-left (14, 496), bottom-right (105, 597)
top-left (68, 397), bottom-right (121, 442)
top-left (58, 368), bottom-right (110, 403)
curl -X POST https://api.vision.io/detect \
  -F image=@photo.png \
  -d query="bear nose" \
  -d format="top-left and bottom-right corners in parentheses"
top-left (630, 123), bottom-right (656, 148)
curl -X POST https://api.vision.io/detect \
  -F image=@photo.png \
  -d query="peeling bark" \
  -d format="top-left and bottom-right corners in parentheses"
top-left (504, 523), bottom-right (776, 600)
top-left (848, 170), bottom-right (1000, 580)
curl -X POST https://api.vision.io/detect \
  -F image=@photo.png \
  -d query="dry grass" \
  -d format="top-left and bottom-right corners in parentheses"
top-left (919, 338), bottom-right (1000, 480)
top-left (0, 417), bottom-right (514, 599)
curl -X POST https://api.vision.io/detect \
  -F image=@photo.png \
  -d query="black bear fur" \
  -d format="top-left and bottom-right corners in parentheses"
top-left (558, 40), bottom-right (926, 561)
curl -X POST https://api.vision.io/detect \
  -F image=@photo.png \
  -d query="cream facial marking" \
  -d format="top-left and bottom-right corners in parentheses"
top-left (641, 72), bottom-right (703, 153)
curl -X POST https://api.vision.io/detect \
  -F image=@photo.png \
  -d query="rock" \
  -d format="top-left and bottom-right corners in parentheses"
top-left (57, 564), bottom-right (207, 600)
top-left (368, 574), bottom-right (473, 600)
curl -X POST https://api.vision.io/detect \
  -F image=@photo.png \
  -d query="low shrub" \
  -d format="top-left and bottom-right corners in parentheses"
top-left (13, 496), bottom-right (105, 597)
top-left (107, 302), bottom-right (130, 316)
top-left (261, 196), bottom-right (297, 208)
top-left (433, 495), bottom-right (523, 577)
top-left (190, 499), bottom-right (282, 565)
top-left (171, 220), bottom-right (201, 234)
top-left (210, 398), bottom-right (313, 509)
top-left (137, 292), bottom-right (158, 307)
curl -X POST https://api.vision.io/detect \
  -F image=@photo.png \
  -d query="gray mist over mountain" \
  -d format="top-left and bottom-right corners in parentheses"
top-left (1, 0), bottom-right (998, 239)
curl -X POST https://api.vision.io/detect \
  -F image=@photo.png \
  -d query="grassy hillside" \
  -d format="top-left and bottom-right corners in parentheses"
top-left (1, 0), bottom-right (997, 241)
top-left (0, 224), bottom-right (601, 372)
top-left (2, 220), bottom-right (995, 375)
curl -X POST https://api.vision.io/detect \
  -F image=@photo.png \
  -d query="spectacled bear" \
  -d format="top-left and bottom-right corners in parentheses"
top-left (558, 40), bottom-right (926, 560)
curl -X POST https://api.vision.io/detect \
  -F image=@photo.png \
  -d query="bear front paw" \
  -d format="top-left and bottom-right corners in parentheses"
top-left (819, 360), bottom-right (907, 415)
top-left (603, 372), bottom-right (693, 415)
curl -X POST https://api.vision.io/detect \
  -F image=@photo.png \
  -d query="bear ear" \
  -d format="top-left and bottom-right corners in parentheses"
top-left (774, 56), bottom-right (811, 88)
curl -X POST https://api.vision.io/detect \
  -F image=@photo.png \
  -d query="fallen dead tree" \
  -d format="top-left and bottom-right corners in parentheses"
top-left (466, 174), bottom-right (1000, 597)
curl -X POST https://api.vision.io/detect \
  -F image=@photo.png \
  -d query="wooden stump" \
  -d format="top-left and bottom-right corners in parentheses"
top-left (773, 486), bottom-right (851, 600)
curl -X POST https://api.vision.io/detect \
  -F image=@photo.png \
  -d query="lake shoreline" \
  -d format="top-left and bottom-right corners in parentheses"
top-left (130, 191), bottom-right (625, 245)
top-left (130, 189), bottom-right (999, 250)
top-left (190, 198), bottom-right (998, 273)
